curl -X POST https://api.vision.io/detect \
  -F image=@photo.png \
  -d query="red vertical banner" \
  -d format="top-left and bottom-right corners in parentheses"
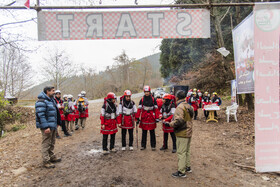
top-left (254, 3), bottom-right (280, 172)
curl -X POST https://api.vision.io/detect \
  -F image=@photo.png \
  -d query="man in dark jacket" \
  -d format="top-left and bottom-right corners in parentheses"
top-left (35, 86), bottom-right (62, 168)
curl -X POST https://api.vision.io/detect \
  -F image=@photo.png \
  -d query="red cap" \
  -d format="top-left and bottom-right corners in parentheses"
top-left (143, 85), bottom-right (151, 92)
top-left (124, 90), bottom-right (132, 96)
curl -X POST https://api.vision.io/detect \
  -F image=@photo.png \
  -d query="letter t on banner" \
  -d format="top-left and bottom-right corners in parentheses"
top-left (24, 0), bottom-right (30, 9)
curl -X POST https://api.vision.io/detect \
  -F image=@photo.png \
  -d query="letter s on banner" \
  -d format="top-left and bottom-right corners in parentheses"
top-left (176, 12), bottom-right (192, 36)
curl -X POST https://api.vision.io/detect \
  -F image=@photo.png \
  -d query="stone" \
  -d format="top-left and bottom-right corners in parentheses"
top-left (12, 167), bottom-right (27, 176)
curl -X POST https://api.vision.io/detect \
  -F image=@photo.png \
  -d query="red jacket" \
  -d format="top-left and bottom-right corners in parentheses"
top-left (156, 98), bottom-right (163, 112)
top-left (189, 96), bottom-right (199, 111)
top-left (119, 98), bottom-right (137, 129)
top-left (135, 96), bottom-right (159, 130)
top-left (54, 97), bottom-right (65, 121)
top-left (160, 101), bottom-right (176, 133)
top-left (100, 99), bottom-right (120, 135)
top-left (202, 96), bottom-right (211, 110)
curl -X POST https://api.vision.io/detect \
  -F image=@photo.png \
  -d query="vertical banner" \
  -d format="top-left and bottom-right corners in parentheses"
top-left (254, 3), bottom-right (280, 172)
top-left (233, 13), bottom-right (255, 94)
top-left (231, 80), bottom-right (237, 104)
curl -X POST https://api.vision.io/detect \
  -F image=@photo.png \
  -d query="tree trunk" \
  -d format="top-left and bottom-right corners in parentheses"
top-left (238, 94), bottom-right (244, 106)
top-left (245, 93), bottom-right (254, 111)
top-left (235, 0), bottom-right (241, 24)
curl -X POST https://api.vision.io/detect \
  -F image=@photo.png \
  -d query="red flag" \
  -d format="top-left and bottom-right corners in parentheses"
top-left (24, 0), bottom-right (30, 9)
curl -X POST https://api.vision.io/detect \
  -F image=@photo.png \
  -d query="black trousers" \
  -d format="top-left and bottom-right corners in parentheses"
top-left (57, 120), bottom-right (68, 135)
top-left (214, 111), bottom-right (218, 117)
top-left (102, 134), bottom-right (116, 151)
top-left (194, 111), bottom-right (198, 120)
top-left (141, 129), bottom-right (156, 148)
top-left (163, 132), bottom-right (176, 149)
top-left (122, 129), bottom-right (133, 147)
top-left (204, 111), bottom-right (209, 119)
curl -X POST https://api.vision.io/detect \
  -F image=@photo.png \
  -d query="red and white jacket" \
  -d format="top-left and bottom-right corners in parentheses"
top-left (189, 96), bottom-right (199, 111)
top-left (118, 99), bottom-right (137, 129)
top-left (100, 99), bottom-right (120, 135)
top-left (54, 97), bottom-right (65, 121)
top-left (135, 95), bottom-right (159, 130)
top-left (160, 101), bottom-right (176, 133)
top-left (202, 96), bottom-right (211, 110)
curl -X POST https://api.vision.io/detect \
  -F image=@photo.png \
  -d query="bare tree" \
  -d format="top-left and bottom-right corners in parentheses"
top-left (42, 48), bottom-right (76, 90)
top-left (0, 45), bottom-right (33, 98)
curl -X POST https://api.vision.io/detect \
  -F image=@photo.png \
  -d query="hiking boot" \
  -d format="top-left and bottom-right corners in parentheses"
top-left (50, 156), bottom-right (62, 163)
top-left (151, 147), bottom-right (156, 151)
top-left (186, 167), bottom-right (192, 173)
top-left (160, 146), bottom-right (167, 151)
top-left (140, 147), bottom-right (146, 150)
top-left (129, 147), bottom-right (134, 151)
top-left (172, 171), bottom-right (186, 178)
top-left (56, 135), bottom-right (61, 139)
top-left (102, 150), bottom-right (109, 155)
top-left (43, 161), bottom-right (55, 169)
top-left (172, 149), bottom-right (177, 153)
top-left (75, 126), bottom-right (79, 130)
top-left (110, 148), bottom-right (117, 153)
top-left (64, 133), bottom-right (72, 137)
top-left (121, 147), bottom-right (126, 151)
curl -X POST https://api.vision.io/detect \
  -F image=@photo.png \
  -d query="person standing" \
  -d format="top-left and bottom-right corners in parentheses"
top-left (74, 94), bottom-right (82, 130)
top-left (100, 92), bottom-right (120, 154)
top-left (202, 92), bottom-right (211, 119)
top-left (35, 86), bottom-right (62, 168)
top-left (189, 92), bottom-right (199, 120)
top-left (54, 91), bottom-right (71, 137)
top-left (160, 94), bottom-right (176, 153)
top-left (119, 90), bottom-right (137, 151)
top-left (211, 92), bottom-right (222, 118)
top-left (135, 85), bottom-right (159, 151)
top-left (76, 91), bottom-right (89, 129)
top-left (65, 95), bottom-right (76, 133)
top-left (166, 90), bottom-right (194, 178)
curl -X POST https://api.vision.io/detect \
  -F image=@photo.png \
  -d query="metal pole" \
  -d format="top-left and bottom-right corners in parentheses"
top-left (0, 3), bottom-right (255, 10)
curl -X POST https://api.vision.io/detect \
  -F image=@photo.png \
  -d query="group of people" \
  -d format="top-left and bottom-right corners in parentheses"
top-left (35, 85), bottom-right (220, 178)
top-left (35, 86), bottom-right (89, 169)
top-left (99, 86), bottom-right (194, 178)
top-left (186, 88), bottom-right (222, 120)
top-left (54, 90), bottom-right (89, 138)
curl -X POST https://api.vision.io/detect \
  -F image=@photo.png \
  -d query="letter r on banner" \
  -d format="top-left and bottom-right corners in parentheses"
top-left (57, 14), bottom-right (74, 38)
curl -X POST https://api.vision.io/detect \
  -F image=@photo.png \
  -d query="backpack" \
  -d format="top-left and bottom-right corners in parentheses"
top-left (63, 101), bottom-right (71, 115)
top-left (78, 97), bottom-right (86, 113)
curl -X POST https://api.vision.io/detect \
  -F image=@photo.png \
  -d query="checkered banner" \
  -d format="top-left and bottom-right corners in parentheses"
top-left (38, 9), bottom-right (210, 41)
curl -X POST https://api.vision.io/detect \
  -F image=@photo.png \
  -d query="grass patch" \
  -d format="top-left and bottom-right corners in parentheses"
top-left (9, 124), bottom-right (26, 132)
top-left (17, 100), bottom-right (36, 107)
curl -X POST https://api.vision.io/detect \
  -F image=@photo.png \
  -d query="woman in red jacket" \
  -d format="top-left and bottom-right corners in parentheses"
top-left (160, 94), bottom-right (176, 153)
top-left (100, 92), bottom-right (120, 155)
top-left (135, 86), bottom-right (159, 151)
top-left (119, 90), bottom-right (137, 151)
top-left (189, 92), bottom-right (199, 120)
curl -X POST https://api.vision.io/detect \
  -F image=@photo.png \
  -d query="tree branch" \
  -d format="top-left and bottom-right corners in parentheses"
top-left (0, 18), bottom-right (37, 28)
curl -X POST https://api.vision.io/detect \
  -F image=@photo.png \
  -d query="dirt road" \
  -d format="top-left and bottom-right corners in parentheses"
top-left (0, 99), bottom-right (279, 187)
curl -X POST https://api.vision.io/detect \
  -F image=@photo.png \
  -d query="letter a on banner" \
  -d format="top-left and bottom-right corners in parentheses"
top-left (37, 9), bottom-right (210, 41)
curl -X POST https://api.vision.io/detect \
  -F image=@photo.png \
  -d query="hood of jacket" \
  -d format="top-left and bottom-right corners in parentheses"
top-left (38, 92), bottom-right (52, 101)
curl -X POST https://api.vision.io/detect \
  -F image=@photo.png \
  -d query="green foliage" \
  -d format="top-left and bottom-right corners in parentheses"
top-left (0, 91), bottom-right (12, 137)
top-left (10, 124), bottom-right (26, 132)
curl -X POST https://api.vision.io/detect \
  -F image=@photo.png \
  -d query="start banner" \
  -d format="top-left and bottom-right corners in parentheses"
top-left (37, 9), bottom-right (210, 41)
top-left (254, 2), bottom-right (280, 172)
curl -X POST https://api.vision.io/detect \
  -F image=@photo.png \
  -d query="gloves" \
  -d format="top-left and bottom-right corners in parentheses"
top-left (156, 119), bottom-right (160, 123)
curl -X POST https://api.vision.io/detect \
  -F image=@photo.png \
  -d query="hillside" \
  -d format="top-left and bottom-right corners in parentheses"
top-left (21, 53), bottom-right (161, 99)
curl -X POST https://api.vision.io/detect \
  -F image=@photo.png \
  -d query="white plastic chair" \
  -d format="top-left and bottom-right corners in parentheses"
top-left (226, 103), bottom-right (239, 123)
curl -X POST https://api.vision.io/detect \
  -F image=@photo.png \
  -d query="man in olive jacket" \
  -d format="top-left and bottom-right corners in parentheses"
top-left (168, 90), bottom-right (194, 178)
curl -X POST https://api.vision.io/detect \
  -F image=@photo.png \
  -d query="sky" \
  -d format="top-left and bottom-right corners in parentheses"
top-left (0, 0), bottom-right (174, 84)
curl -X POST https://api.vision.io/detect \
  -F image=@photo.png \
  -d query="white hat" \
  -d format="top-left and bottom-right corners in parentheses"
top-left (81, 91), bottom-right (86, 95)
top-left (78, 94), bottom-right (82, 97)
top-left (68, 94), bottom-right (73, 98)
top-left (63, 95), bottom-right (68, 98)
top-left (55, 90), bottom-right (61, 94)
